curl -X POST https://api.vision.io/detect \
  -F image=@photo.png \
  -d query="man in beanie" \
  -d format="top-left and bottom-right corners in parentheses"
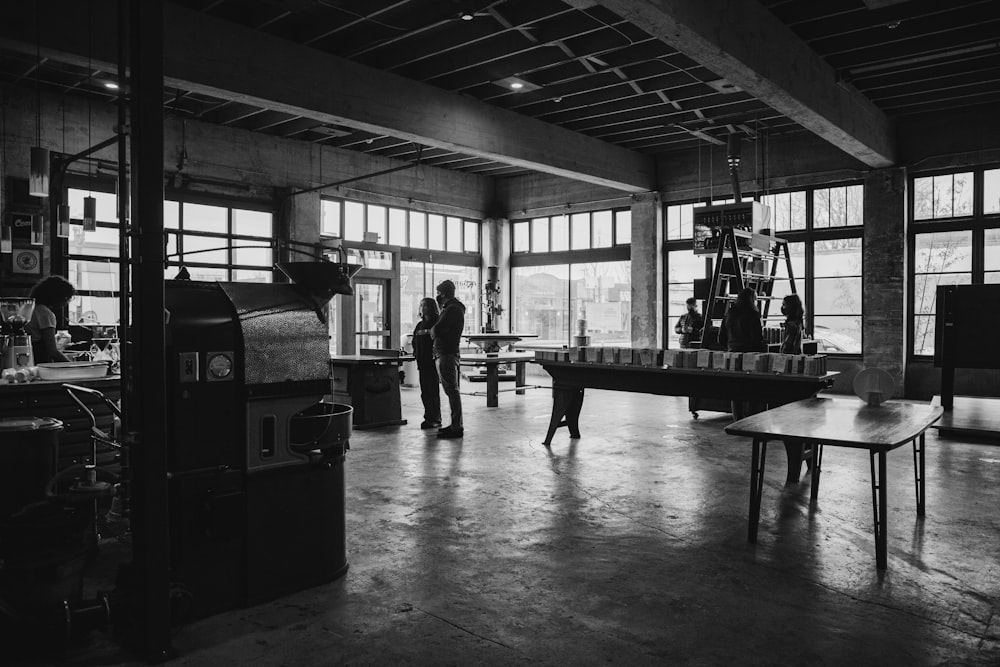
top-left (430, 279), bottom-right (466, 438)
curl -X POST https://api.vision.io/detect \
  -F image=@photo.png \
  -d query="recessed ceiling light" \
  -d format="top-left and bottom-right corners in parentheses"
top-left (705, 78), bottom-right (741, 94)
top-left (459, 12), bottom-right (474, 21)
top-left (493, 76), bottom-right (541, 93)
top-left (104, 82), bottom-right (119, 90)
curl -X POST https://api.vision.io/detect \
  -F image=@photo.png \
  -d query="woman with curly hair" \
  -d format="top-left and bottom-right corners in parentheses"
top-left (27, 275), bottom-right (76, 363)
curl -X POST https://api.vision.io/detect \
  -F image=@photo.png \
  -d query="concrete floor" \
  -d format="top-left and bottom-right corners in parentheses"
top-left (29, 384), bottom-right (1000, 665)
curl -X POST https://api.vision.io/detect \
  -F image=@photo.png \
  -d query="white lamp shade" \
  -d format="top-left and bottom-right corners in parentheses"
top-left (29, 146), bottom-right (50, 197)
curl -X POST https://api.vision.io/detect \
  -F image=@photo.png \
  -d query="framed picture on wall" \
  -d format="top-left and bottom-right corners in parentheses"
top-left (11, 247), bottom-right (41, 275)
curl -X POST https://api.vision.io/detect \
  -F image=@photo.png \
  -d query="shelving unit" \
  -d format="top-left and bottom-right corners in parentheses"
top-left (699, 226), bottom-right (797, 349)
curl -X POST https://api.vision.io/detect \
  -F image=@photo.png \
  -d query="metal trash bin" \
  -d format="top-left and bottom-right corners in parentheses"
top-left (0, 417), bottom-right (62, 518)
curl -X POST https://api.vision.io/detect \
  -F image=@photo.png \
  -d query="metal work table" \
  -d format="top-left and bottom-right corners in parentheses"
top-left (459, 351), bottom-right (537, 407)
top-left (726, 397), bottom-right (943, 569)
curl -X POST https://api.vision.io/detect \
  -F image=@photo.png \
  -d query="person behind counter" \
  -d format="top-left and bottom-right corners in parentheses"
top-left (779, 293), bottom-right (804, 355)
top-left (674, 297), bottom-right (704, 348)
top-left (28, 275), bottom-right (76, 363)
top-left (413, 297), bottom-right (442, 430)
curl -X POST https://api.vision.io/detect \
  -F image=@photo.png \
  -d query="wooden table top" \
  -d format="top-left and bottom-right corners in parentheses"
top-left (726, 397), bottom-right (944, 451)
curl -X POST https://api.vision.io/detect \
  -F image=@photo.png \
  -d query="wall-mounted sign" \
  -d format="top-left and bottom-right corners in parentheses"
top-left (12, 248), bottom-right (41, 275)
top-left (10, 212), bottom-right (33, 243)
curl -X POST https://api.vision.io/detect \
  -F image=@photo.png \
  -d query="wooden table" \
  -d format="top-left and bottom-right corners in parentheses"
top-left (537, 360), bottom-right (837, 449)
top-left (725, 397), bottom-right (943, 569)
top-left (464, 333), bottom-right (537, 353)
top-left (460, 351), bottom-right (537, 407)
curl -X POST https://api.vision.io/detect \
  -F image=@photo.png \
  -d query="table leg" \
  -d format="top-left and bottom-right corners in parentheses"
top-left (486, 363), bottom-right (499, 408)
top-left (913, 433), bottom-right (926, 516)
top-left (869, 449), bottom-right (889, 569)
top-left (515, 361), bottom-right (526, 395)
top-left (543, 385), bottom-right (585, 446)
top-left (809, 443), bottom-right (823, 504)
top-left (784, 441), bottom-right (805, 484)
top-left (748, 439), bottom-right (767, 543)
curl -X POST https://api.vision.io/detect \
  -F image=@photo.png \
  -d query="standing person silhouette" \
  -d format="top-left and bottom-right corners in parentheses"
top-left (674, 297), bottom-right (704, 348)
top-left (719, 287), bottom-right (766, 420)
top-left (412, 297), bottom-right (441, 429)
top-left (430, 280), bottom-right (466, 439)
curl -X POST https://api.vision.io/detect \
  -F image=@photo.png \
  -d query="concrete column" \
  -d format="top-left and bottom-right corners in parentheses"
top-left (630, 193), bottom-right (662, 348)
top-left (862, 168), bottom-right (906, 393)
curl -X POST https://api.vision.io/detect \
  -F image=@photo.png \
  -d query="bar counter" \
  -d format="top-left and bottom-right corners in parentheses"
top-left (0, 375), bottom-right (121, 467)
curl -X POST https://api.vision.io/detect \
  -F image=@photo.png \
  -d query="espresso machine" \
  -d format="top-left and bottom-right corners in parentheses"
top-left (0, 297), bottom-right (36, 369)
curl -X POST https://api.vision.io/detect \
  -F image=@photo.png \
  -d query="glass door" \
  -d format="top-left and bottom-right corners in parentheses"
top-left (355, 279), bottom-right (391, 350)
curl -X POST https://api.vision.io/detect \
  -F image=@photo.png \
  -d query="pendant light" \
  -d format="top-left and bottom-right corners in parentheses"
top-left (31, 213), bottom-right (44, 245)
top-left (29, 12), bottom-right (49, 197)
top-left (83, 194), bottom-right (97, 232)
top-left (1, 88), bottom-right (8, 254)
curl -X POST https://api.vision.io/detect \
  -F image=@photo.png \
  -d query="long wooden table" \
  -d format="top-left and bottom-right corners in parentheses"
top-left (725, 397), bottom-right (943, 569)
top-left (537, 359), bottom-right (837, 452)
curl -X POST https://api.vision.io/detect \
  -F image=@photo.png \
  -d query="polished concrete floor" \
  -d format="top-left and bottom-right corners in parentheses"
top-left (30, 385), bottom-right (1000, 665)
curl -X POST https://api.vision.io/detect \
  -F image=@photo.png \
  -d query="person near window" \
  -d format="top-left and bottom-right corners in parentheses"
top-left (413, 297), bottom-right (441, 430)
top-left (27, 275), bottom-right (76, 364)
top-left (430, 280), bottom-right (466, 439)
top-left (719, 287), bottom-right (766, 420)
top-left (779, 294), bottom-right (804, 355)
top-left (674, 297), bottom-right (704, 348)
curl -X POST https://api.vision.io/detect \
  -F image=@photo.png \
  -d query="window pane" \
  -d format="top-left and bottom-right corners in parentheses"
top-left (68, 224), bottom-right (119, 258)
top-left (846, 185), bottom-right (864, 226)
top-left (571, 213), bottom-right (589, 250)
top-left (186, 267), bottom-right (228, 282)
top-left (409, 212), bottom-right (426, 249)
top-left (69, 190), bottom-right (117, 223)
top-left (321, 199), bottom-right (341, 237)
top-left (666, 203), bottom-right (694, 240)
top-left (512, 265), bottom-right (569, 346)
top-left (513, 221), bottom-right (529, 252)
top-left (813, 238), bottom-right (862, 277)
top-left (183, 203), bottom-right (227, 233)
top-left (70, 295), bottom-right (118, 325)
top-left (813, 277), bottom-right (862, 314)
top-left (571, 261), bottom-right (630, 346)
top-left (667, 249), bottom-right (702, 347)
top-left (813, 316), bottom-right (862, 354)
top-left (913, 273), bottom-right (971, 315)
top-left (531, 217), bottom-right (549, 253)
top-left (388, 208), bottom-right (407, 246)
top-left (813, 189), bottom-right (831, 228)
top-left (232, 209), bottom-right (271, 238)
top-left (232, 269), bottom-right (272, 283)
top-left (464, 221), bottom-right (479, 252)
top-left (344, 201), bottom-right (364, 241)
top-left (182, 234), bottom-right (228, 264)
top-left (446, 216), bottom-right (462, 252)
top-left (986, 169), bottom-right (1000, 215)
top-left (761, 191), bottom-right (806, 232)
top-left (400, 261), bottom-right (426, 341)
top-left (913, 177), bottom-right (933, 220)
top-left (914, 231), bottom-right (972, 274)
top-left (985, 228), bottom-right (1000, 271)
top-left (551, 215), bottom-right (569, 251)
top-left (233, 241), bottom-right (272, 267)
top-left (615, 210), bottom-right (631, 245)
top-left (954, 172), bottom-right (974, 216)
top-left (933, 175), bottom-right (953, 218)
top-left (913, 315), bottom-right (936, 356)
top-left (770, 242), bottom-right (805, 304)
top-left (367, 205), bottom-right (387, 243)
top-left (68, 259), bottom-right (119, 294)
top-left (428, 263), bottom-right (480, 333)
top-left (428, 214), bottom-right (445, 251)
top-left (164, 200), bottom-right (180, 229)
top-left (592, 210), bottom-right (613, 248)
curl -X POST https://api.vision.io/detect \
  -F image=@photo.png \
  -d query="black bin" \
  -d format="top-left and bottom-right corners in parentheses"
top-left (0, 417), bottom-right (62, 518)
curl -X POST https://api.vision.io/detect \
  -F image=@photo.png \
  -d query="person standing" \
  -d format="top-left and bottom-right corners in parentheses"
top-left (674, 297), bottom-right (704, 348)
top-left (430, 280), bottom-right (466, 439)
top-left (719, 287), bottom-right (766, 420)
top-left (779, 294), bottom-right (804, 355)
top-left (26, 275), bottom-right (76, 364)
top-left (412, 297), bottom-right (441, 429)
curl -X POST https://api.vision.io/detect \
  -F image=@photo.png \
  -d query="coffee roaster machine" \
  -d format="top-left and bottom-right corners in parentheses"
top-left (163, 261), bottom-right (358, 619)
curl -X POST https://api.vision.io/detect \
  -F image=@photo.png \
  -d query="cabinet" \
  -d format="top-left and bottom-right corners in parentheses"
top-left (699, 226), bottom-right (797, 350)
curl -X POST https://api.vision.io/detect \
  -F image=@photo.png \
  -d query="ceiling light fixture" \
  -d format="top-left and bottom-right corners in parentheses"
top-left (104, 81), bottom-right (119, 90)
top-left (510, 81), bottom-right (523, 90)
top-left (29, 16), bottom-right (49, 198)
top-left (494, 76), bottom-right (541, 93)
top-left (459, 11), bottom-right (474, 21)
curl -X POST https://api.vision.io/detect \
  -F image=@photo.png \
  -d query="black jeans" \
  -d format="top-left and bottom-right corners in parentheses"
top-left (435, 353), bottom-right (462, 429)
top-left (418, 363), bottom-right (441, 423)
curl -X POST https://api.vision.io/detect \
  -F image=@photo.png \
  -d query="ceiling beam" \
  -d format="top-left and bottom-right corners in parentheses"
top-left (594, 0), bottom-right (896, 167)
top-left (0, 0), bottom-right (654, 192)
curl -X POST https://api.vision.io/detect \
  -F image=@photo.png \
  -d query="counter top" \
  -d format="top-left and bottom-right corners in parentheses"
top-left (0, 375), bottom-right (121, 393)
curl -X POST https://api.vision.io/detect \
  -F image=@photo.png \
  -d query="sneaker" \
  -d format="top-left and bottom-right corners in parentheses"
top-left (436, 426), bottom-right (464, 439)
top-left (420, 420), bottom-right (441, 429)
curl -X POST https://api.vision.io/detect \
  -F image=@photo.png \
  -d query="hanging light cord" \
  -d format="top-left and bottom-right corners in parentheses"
top-left (35, 8), bottom-right (41, 147)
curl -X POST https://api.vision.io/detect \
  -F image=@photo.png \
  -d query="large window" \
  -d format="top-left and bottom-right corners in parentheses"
top-left (909, 167), bottom-right (998, 357)
top-left (512, 208), bottom-right (631, 253)
top-left (665, 183), bottom-right (863, 353)
top-left (400, 261), bottom-right (481, 341)
top-left (322, 198), bottom-right (480, 253)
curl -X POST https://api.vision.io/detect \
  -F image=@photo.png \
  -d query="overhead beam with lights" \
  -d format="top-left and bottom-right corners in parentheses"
top-left (594, 0), bottom-right (897, 168)
top-left (0, 1), bottom-right (655, 193)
